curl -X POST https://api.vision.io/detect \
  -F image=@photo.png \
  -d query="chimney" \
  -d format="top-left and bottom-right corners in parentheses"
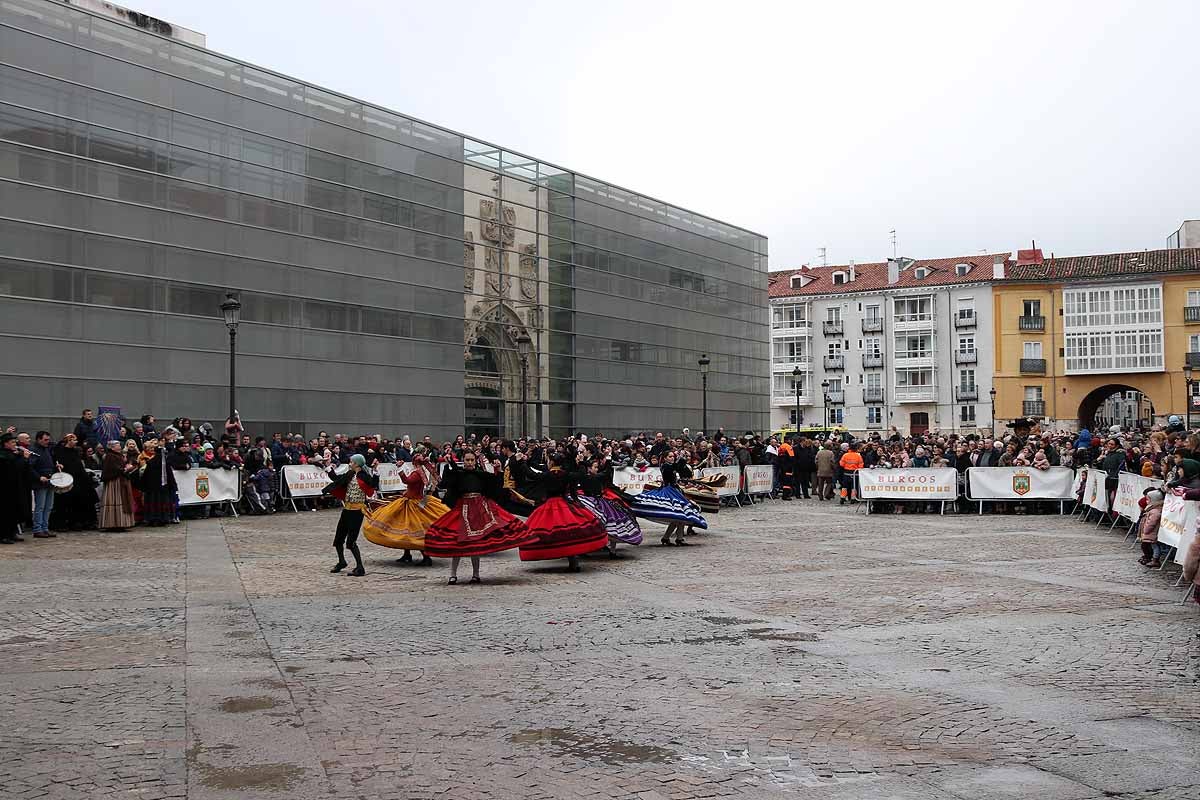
top-left (887, 258), bottom-right (900, 285)
top-left (848, 260), bottom-right (856, 282)
top-left (992, 256), bottom-right (1006, 279)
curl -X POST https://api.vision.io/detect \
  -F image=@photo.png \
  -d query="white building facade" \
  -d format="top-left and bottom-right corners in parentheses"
top-left (769, 256), bottom-right (1005, 436)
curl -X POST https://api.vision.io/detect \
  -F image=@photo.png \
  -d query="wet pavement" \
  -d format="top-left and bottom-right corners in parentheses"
top-left (1, 499), bottom-right (1198, 799)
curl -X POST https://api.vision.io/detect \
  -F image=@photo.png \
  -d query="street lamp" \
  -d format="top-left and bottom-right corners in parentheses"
top-left (219, 293), bottom-right (241, 423)
top-left (989, 386), bottom-right (997, 437)
top-left (516, 332), bottom-right (532, 439)
top-left (1185, 364), bottom-right (1194, 431)
top-left (821, 379), bottom-right (831, 435)
top-left (698, 353), bottom-right (710, 435)
top-left (791, 365), bottom-right (802, 433)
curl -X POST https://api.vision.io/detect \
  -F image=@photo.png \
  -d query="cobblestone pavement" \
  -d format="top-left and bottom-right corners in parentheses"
top-left (2, 500), bottom-right (1198, 799)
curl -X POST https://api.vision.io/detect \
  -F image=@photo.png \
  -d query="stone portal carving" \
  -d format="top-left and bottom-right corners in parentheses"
top-left (485, 247), bottom-right (509, 295)
top-left (479, 199), bottom-right (515, 246)
top-left (519, 244), bottom-right (537, 300)
top-left (463, 231), bottom-right (475, 291)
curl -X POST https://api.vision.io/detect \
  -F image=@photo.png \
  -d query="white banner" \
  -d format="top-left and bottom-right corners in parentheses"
top-left (174, 467), bottom-right (240, 505)
top-left (1071, 469), bottom-right (1086, 498)
top-left (376, 462), bottom-right (416, 494)
top-left (1113, 472), bottom-right (1162, 523)
top-left (281, 464), bottom-right (332, 498)
top-left (1085, 469), bottom-right (1109, 512)
top-left (968, 467), bottom-right (1077, 500)
top-left (699, 466), bottom-right (741, 497)
top-left (612, 467), bottom-right (662, 495)
top-left (1158, 491), bottom-right (1198, 551)
top-left (744, 465), bottom-right (774, 495)
top-left (858, 468), bottom-right (959, 500)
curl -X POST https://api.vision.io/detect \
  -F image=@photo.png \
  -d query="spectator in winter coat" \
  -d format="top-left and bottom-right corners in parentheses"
top-left (1136, 488), bottom-right (1165, 568)
top-left (73, 409), bottom-right (98, 448)
top-left (814, 445), bottom-right (836, 501)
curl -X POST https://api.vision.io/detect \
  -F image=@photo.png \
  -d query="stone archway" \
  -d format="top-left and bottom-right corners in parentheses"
top-left (464, 301), bottom-right (537, 438)
top-left (1077, 383), bottom-right (1156, 431)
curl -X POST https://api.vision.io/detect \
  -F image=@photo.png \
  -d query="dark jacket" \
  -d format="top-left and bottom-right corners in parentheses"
top-left (73, 417), bottom-right (98, 447)
top-left (28, 442), bottom-right (55, 481)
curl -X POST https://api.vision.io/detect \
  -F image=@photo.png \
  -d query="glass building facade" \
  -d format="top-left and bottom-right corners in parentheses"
top-left (0, 0), bottom-right (768, 439)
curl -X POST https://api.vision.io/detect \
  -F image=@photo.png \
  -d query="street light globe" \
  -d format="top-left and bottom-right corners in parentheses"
top-left (791, 365), bottom-right (801, 378)
top-left (515, 331), bottom-right (532, 358)
top-left (698, 353), bottom-right (710, 374)
top-left (220, 293), bottom-right (241, 332)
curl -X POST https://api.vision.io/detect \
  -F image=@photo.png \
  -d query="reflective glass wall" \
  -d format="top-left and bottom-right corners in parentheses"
top-left (0, 0), bottom-right (768, 439)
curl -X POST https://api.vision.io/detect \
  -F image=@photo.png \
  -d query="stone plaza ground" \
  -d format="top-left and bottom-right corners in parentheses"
top-left (1, 498), bottom-right (1198, 800)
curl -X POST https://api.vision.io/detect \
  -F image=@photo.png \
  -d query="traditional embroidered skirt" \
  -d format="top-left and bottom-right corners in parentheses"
top-left (142, 488), bottom-right (174, 525)
top-left (519, 497), bottom-right (608, 561)
top-left (423, 494), bottom-right (536, 558)
top-left (99, 478), bottom-right (135, 531)
top-left (628, 485), bottom-right (708, 529)
top-left (362, 495), bottom-right (450, 550)
top-left (578, 494), bottom-right (642, 545)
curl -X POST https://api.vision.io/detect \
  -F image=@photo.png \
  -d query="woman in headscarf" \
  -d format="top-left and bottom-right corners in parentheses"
top-left (99, 440), bottom-right (136, 531)
top-left (136, 438), bottom-right (176, 527)
top-left (361, 449), bottom-right (447, 567)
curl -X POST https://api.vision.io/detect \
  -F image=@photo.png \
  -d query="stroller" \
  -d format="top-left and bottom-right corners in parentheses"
top-left (244, 467), bottom-right (277, 514)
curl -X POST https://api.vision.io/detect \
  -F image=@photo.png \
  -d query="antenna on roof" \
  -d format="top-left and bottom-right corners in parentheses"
top-left (817, 247), bottom-right (827, 267)
top-left (889, 229), bottom-right (897, 258)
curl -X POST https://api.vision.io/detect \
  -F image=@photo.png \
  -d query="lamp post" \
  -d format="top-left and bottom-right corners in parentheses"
top-left (821, 379), bottom-right (830, 435)
top-left (1185, 364), bottom-right (1195, 431)
top-left (791, 365), bottom-right (802, 433)
top-left (698, 353), bottom-right (710, 435)
top-left (219, 293), bottom-right (241, 423)
top-left (989, 386), bottom-right (997, 437)
top-left (516, 332), bottom-right (532, 439)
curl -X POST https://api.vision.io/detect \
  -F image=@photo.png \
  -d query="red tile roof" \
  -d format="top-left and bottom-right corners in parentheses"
top-left (1006, 247), bottom-right (1200, 281)
top-left (767, 253), bottom-right (1012, 298)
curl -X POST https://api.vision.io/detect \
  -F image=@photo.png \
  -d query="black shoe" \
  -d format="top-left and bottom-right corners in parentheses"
top-left (347, 566), bottom-right (365, 577)
top-left (468, 576), bottom-right (481, 584)
top-left (675, 539), bottom-right (690, 546)
top-left (11, 535), bottom-right (24, 542)
top-left (398, 552), bottom-right (413, 564)
top-left (330, 561), bottom-right (348, 573)
top-left (660, 537), bottom-right (673, 546)
top-left (448, 576), bottom-right (458, 585)
top-left (34, 531), bottom-right (55, 538)
top-left (419, 555), bottom-right (433, 566)
top-left (0, 538), bottom-right (12, 545)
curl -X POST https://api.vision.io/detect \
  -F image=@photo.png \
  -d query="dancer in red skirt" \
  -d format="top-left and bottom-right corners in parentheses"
top-left (423, 450), bottom-right (537, 584)
top-left (519, 452), bottom-right (607, 572)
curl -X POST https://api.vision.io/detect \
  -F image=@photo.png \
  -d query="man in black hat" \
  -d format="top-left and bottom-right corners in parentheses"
top-left (0, 433), bottom-right (26, 543)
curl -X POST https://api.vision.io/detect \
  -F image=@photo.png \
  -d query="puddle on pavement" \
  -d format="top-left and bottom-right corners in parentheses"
top-left (198, 763), bottom-right (305, 790)
top-left (702, 616), bottom-right (764, 626)
top-left (747, 630), bottom-right (819, 642)
top-left (218, 695), bottom-right (281, 713)
top-left (509, 727), bottom-right (675, 765)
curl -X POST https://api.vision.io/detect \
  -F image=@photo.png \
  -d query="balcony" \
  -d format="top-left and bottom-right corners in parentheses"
top-left (823, 355), bottom-right (846, 370)
top-left (1186, 306), bottom-right (1200, 323)
top-left (1023, 400), bottom-right (1046, 417)
top-left (861, 318), bottom-right (883, 333)
top-left (772, 395), bottom-right (811, 407)
top-left (894, 386), bottom-right (936, 403)
top-left (822, 320), bottom-right (844, 335)
top-left (862, 354), bottom-right (884, 369)
top-left (771, 358), bottom-right (811, 373)
top-left (1018, 315), bottom-right (1045, 331)
top-left (826, 391), bottom-right (845, 405)
top-left (954, 313), bottom-right (977, 328)
top-left (893, 314), bottom-right (935, 331)
top-left (863, 387), bottom-right (884, 403)
top-left (894, 351), bottom-right (934, 368)
top-left (866, 420), bottom-right (883, 429)
top-left (1020, 358), bottom-right (1046, 374)
top-left (955, 387), bottom-right (978, 402)
top-left (1187, 351), bottom-right (1200, 368)
top-left (954, 350), bottom-right (978, 365)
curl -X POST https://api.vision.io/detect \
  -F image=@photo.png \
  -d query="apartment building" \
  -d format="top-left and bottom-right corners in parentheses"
top-left (767, 254), bottom-right (1008, 435)
top-left (993, 246), bottom-right (1200, 429)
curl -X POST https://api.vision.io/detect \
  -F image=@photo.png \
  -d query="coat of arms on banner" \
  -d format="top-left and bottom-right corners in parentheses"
top-left (1012, 471), bottom-right (1031, 496)
top-left (195, 473), bottom-right (210, 500)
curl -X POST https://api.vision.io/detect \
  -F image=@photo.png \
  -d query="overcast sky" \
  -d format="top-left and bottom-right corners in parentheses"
top-left (142, 0), bottom-right (1200, 269)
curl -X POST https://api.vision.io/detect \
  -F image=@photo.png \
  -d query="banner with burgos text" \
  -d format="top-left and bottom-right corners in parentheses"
top-left (968, 466), bottom-right (1077, 500)
top-left (1157, 491), bottom-right (1198, 558)
top-left (1083, 468), bottom-right (1109, 512)
top-left (375, 462), bottom-right (416, 494)
top-left (858, 468), bottom-right (959, 500)
top-left (174, 468), bottom-right (241, 505)
top-left (743, 465), bottom-right (774, 495)
top-left (1113, 472), bottom-right (1162, 523)
top-left (611, 467), bottom-right (662, 495)
top-left (281, 464), bottom-right (332, 498)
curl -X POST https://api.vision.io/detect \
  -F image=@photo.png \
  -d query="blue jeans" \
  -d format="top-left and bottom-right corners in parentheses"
top-left (33, 486), bottom-right (55, 533)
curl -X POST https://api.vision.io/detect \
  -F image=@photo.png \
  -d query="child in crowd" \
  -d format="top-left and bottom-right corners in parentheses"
top-left (1136, 487), bottom-right (1164, 568)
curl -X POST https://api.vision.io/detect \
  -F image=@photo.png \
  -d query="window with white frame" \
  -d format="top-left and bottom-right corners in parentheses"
top-left (826, 378), bottom-right (843, 394)
top-left (896, 368), bottom-right (933, 388)
top-left (866, 372), bottom-right (882, 391)
top-left (1023, 341), bottom-right (1042, 359)
top-left (1187, 290), bottom-right (1200, 308)
top-left (826, 305), bottom-right (842, 323)
top-left (772, 337), bottom-right (808, 361)
top-left (1024, 385), bottom-right (1043, 403)
top-left (894, 296), bottom-right (932, 323)
top-left (959, 369), bottom-right (976, 391)
top-left (895, 334), bottom-right (932, 359)
top-left (1062, 284), bottom-right (1163, 373)
top-left (771, 304), bottom-right (809, 329)
top-left (1023, 299), bottom-right (1042, 318)
top-left (958, 335), bottom-right (975, 354)
top-left (956, 297), bottom-right (975, 321)
top-left (827, 340), bottom-right (842, 356)
top-left (829, 408), bottom-right (844, 424)
top-left (867, 406), bottom-right (882, 425)
top-left (864, 304), bottom-right (881, 323)
top-left (773, 373), bottom-right (806, 396)
top-left (832, 271), bottom-right (847, 285)
top-left (1189, 334), bottom-right (1200, 353)
top-left (864, 337), bottom-right (882, 357)
top-left (955, 263), bottom-right (971, 276)
top-left (960, 405), bottom-right (976, 422)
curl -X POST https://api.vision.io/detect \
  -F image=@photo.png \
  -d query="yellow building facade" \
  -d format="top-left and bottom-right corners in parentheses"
top-left (993, 249), bottom-right (1200, 429)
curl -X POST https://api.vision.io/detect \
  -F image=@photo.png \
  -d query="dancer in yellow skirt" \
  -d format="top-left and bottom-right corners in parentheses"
top-left (362, 451), bottom-right (447, 566)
